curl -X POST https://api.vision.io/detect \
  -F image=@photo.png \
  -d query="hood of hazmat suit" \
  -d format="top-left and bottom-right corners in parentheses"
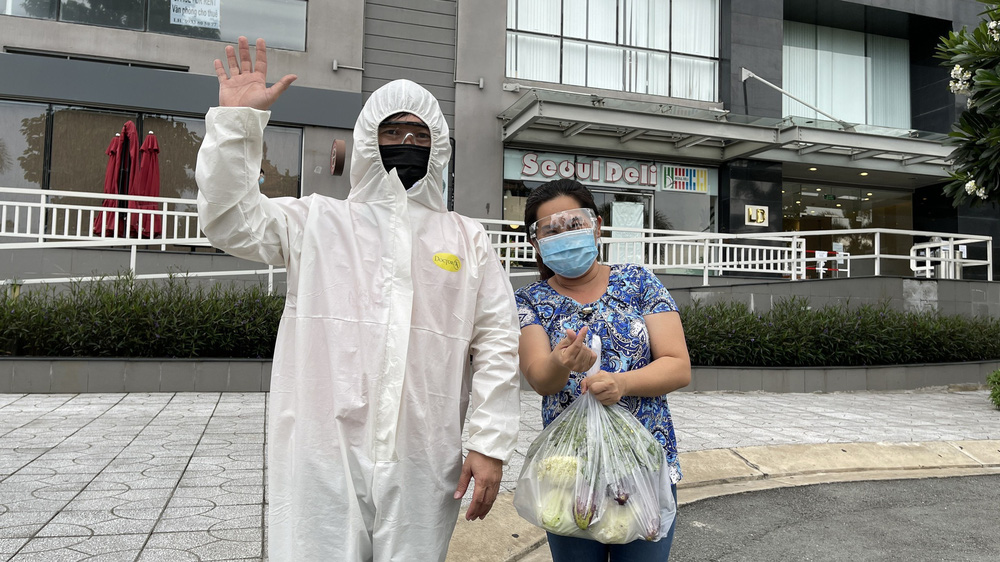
top-left (195, 79), bottom-right (520, 562)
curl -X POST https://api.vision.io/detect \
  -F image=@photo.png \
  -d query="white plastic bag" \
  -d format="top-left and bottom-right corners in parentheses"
top-left (513, 337), bottom-right (676, 543)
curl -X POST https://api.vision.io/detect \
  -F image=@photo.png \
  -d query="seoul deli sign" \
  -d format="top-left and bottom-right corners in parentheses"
top-left (518, 152), bottom-right (709, 193)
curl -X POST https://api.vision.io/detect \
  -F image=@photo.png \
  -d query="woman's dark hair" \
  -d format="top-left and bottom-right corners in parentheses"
top-left (523, 178), bottom-right (600, 280)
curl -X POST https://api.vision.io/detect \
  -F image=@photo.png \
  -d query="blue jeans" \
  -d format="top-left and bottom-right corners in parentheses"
top-left (546, 484), bottom-right (678, 562)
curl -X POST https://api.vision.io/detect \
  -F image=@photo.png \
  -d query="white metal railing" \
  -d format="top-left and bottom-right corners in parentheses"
top-left (0, 186), bottom-right (201, 250)
top-left (1, 187), bottom-right (994, 288)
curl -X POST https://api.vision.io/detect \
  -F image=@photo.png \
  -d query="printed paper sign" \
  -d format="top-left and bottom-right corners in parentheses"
top-left (170, 0), bottom-right (220, 29)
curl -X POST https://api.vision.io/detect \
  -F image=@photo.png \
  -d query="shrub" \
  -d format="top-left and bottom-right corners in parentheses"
top-left (0, 275), bottom-right (282, 358)
top-left (4, 281), bottom-right (1000, 369)
top-left (679, 296), bottom-right (1000, 367)
top-left (988, 369), bottom-right (1000, 410)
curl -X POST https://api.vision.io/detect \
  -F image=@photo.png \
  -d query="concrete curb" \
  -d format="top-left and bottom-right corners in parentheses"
top-left (446, 440), bottom-right (1000, 562)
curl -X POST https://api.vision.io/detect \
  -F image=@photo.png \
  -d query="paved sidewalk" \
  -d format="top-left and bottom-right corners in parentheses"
top-left (1, 388), bottom-right (999, 561)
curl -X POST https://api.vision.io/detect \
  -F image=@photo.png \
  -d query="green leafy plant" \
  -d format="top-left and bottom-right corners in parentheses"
top-left (935, 1), bottom-right (1000, 206)
top-left (679, 296), bottom-right (1000, 367)
top-left (988, 369), bottom-right (1000, 409)
top-left (0, 274), bottom-right (282, 358)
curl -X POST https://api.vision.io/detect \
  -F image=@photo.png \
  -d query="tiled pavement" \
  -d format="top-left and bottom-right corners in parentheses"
top-left (2, 388), bottom-right (999, 561)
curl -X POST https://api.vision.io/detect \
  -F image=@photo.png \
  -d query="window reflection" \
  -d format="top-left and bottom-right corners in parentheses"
top-left (60, 0), bottom-right (144, 30)
top-left (0, 101), bottom-right (302, 248)
top-left (0, 101), bottom-right (48, 240)
top-left (4, 0), bottom-right (307, 51)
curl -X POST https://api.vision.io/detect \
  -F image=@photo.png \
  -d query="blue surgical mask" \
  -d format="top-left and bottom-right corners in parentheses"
top-left (259, 176), bottom-right (265, 186)
top-left (537, 229), bottom-right (598, 278)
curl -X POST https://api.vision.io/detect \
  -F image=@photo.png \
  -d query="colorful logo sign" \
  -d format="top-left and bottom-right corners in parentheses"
top-left (664, 167), bottom-right (709, 193)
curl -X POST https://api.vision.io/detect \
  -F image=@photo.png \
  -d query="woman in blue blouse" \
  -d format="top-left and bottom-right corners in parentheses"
top-left (515, 179), bottom-right (691, 561)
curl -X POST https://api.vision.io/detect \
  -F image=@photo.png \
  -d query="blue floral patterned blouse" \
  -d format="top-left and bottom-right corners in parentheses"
top-left (515, 263), bottom-right (683, 484)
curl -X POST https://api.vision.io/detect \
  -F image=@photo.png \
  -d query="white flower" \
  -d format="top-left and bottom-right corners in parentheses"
top-left (977, 187), bottom-right (988, 200)
top-left (965, 179), bottom-right (978, 195)
top-left (989, 20), bottom-right (1000, 41)
top-left (950, 65), bottom-right (973, 94)
top-left (951, 65), bottom-right (972, 81)
top-left (967, 97), bottom-right (975, 109)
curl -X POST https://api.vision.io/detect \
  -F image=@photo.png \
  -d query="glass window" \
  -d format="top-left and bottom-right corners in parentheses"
top-left (671, 0), bottom-right (718, 56)
top-left (0, 101), bottom-right (48, 240)
top-left (59, 0), bottom-right (144, 30)
top-left (507, 0), bottom-right (718, 101)
top-left (2, 0), bottom-right (57, 19)
top-left (0, 101), bottom-right (47, 190)
top-left (260, 124), bottom-right (302, 200)
top-left (782, 22), bottom-right (911, 129)
top-left (48, 107), bottom-right (140, 237)
top-left (508, 32), bottom-right (561, 82)
top-left (147, 0), bottom-right (308, 51)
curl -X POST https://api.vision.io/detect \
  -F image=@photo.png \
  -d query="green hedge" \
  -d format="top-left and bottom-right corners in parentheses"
top-left (3, 281), bottom-right (1000, 367)
top-left (0, 276), bottom-right (282, 359)
top-left (680, 297), bottom-right (1000, 367)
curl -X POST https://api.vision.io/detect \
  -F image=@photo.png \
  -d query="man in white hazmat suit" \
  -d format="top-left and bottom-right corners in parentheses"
top-left (195, 37), bottom-right (521, 561)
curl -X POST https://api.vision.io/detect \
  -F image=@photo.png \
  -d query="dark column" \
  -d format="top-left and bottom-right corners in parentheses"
top-left (719, 160), bottom-right (783, 234)
top-left (721, 0), bottom-right (785, 118)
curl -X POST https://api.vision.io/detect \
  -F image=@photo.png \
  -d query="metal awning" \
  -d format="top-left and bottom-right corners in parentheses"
top-left (498, 89), bottom-right (953, 179)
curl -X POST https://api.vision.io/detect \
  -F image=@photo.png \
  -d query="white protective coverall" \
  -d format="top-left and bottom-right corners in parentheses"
top-left (195, 79), bottom-right (521, 562)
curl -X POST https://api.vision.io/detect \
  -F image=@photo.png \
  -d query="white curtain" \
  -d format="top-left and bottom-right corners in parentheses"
top-left (671, 55), bottom-right (716, 101)
top-left (782, 21), bottom-right (817, 120)
top-left (867, 34), bottom-right (911, 129)
top-left (620, 0), bottom-right (670, 49)
top-left (816, 26), bottom-right (866, 124)
top-left (608, 201), bottom-right (645, 265)
top-left (564, 0), bottom-right (588, 39)
top-left (563, 40), bottom-right (588, 86)
top-left (783, 22), bottom-right (909, 128)
top-left (514, 0), bottom-right (560, 35)
top-left (672, 0), bottom-right (718, 57)
top-left (589, 0), bottom-right (617, 42)
top-left (507, 33), bottom-right (560, 82)
top-left (588, 44), bottom-right (624, 90)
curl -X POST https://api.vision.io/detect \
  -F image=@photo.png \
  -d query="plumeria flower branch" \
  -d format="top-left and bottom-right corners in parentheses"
top-left (935, 1), bottom-right (1000, 207)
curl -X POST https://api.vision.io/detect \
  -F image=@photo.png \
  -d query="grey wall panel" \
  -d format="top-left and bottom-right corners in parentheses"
top-left (365, 19), bottom-right (456, 46)
top-left (366, 35), bottom-right (457, 59)
top-left (370, 0), bottom-right (457, 16)
top-left (365, 49), bottom-right (456, 74)
top-left (0, 52), bottom-right (360, 129)
top-left (363, 0), bottom-right (457, 123)
top-left (366, 4), bottom-right (456, 28)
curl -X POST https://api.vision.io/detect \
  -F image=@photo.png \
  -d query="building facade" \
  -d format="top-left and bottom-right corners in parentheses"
top-left (0, 0), bottom-right (992, 279)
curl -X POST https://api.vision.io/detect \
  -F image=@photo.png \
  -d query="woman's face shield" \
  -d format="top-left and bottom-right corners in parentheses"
top-left (529, 208), bottom-right (599, 241)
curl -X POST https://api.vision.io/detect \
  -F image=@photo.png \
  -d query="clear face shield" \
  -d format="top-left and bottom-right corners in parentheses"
top-left (529, 207), bottom-right (600, 241)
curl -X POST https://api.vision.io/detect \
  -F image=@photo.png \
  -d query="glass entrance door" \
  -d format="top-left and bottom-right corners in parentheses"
top-left (783, 182), bottom-right (913, 276)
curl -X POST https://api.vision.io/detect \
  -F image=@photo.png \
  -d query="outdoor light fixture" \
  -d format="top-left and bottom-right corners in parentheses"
top-left (809, 167), bottom-right (818, 171)
top-left (859, 172), bottom-right (869, 176)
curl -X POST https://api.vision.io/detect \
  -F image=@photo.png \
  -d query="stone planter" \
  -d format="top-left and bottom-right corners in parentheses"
top-left (682, 360), bottom-right (1000, 393)
top-left (1, 358), bottom-right (996, 394)
top-left (0, 358), bottom-right (272, 393)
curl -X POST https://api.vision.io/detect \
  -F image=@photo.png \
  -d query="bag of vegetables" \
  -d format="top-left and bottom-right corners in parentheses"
top-left (513, 341), bottom-right (676, 544)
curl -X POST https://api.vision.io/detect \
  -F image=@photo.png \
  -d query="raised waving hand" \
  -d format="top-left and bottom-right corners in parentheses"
top-left (214, 36), bottom-right (297, 110)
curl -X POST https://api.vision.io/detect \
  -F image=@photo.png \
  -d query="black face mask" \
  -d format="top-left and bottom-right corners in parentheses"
top-left (379, 145), bottom-right (431, 189)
